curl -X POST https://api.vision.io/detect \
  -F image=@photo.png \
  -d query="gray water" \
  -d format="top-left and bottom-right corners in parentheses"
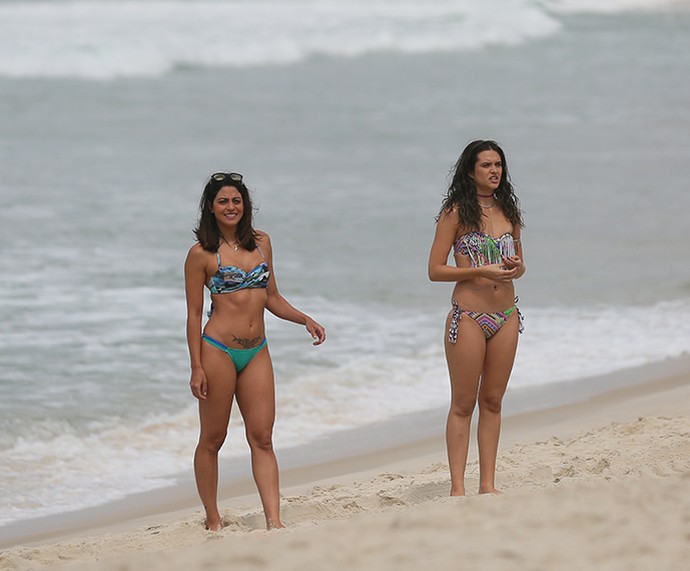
top-left (1, 6), bottom-right (689, 526)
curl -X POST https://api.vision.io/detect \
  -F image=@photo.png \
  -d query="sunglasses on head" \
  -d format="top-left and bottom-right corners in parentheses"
top-left (210, 172), bottom-right (243, 184)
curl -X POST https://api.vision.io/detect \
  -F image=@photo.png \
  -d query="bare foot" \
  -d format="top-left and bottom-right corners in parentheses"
top-left (450, 486), bottom-right (466, 497)
top-left (205, 520), bottom-right (223, 531)
top-left (266, 519), bottom-right (285, 530)
top-left (478, 486), bottom-right (502, 495)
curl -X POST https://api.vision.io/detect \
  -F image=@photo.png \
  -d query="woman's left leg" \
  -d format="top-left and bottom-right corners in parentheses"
top-left (234, 346), bottom-right (284, 529)
top-left (476, 314), bottom-right (520, 494)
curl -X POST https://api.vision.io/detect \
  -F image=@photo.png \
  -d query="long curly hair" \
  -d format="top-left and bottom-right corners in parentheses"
top-left (439, 140), bottom-right (523, 231)
top-left (194, 173), bottom-right (258, 252)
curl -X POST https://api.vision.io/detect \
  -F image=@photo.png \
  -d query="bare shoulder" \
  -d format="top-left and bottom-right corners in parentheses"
top-left (437, 206), bottom-right (464, 234)
top-left (255, 230), bottom-right (272, 249)
top-left (185, 243), bottom-right (211, 267)
top-left (437, 205), bottom-right (459, 225)
top-left (187, 242), bottom-right (206, 258)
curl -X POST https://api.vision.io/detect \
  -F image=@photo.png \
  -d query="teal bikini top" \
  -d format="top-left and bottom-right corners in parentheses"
top-left (454, 231), bottom-right (517, 267)
top-left (206, 247), bottom-right (270, 294)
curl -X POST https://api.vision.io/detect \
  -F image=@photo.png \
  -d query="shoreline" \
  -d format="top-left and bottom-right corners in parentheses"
top-left (1, 353), bottom-right (688, 554)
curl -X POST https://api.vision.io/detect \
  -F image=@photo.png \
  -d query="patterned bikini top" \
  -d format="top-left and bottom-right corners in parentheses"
top-left (454, 231), bottom-right (517, 267)
top-left (206, 246), bottom-right (270, 294)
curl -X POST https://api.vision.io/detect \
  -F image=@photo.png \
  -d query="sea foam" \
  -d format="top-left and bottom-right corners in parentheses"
top-left (2, 0), bottom-right (679, 80)
top-left (0, 0), bottom-right (561, 79)
top-left (3, 297), bottom-right (689, 526)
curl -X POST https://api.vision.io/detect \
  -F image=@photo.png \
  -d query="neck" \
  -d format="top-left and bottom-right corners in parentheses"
top-left (220, 234), bottom-right (239, 245)
top-left (478, 194), bottom-right (496, 209)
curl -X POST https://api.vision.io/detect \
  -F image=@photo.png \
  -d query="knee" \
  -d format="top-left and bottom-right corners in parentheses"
top-left (246, 430), bottom-right (274, 452)
top-left (478, 393), bottom-right (503, 414)
top-left (449, 399), bottom-right (476, 419)
top-left (198, 431), bottom-right (227, 455)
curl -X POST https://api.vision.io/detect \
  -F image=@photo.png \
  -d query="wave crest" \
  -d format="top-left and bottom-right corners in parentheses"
top-left (0, 0), bottom-right (561, 80)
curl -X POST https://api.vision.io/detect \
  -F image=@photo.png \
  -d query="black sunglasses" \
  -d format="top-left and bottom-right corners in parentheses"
top-left (210, 172), bottom-right (243, 184)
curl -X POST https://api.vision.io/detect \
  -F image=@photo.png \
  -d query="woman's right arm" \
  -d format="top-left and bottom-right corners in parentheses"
top-left (428, 209), bottom-right (482, 282)
top-left (184, 245), bottom-right (209, 400)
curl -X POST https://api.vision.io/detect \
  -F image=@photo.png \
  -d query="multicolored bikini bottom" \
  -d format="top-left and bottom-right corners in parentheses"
top-left (448, 299), bottom-right (524, 344)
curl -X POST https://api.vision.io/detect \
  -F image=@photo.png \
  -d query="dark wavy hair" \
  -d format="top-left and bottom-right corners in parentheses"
top-left (193, 174), bottom-right (258, 252)
top-left (439, 140), bottom-right (523, 231)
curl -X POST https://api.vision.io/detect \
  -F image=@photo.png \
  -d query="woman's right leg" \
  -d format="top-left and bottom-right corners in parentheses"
top-left (194, 343), bottom-right (237, 530)
top-left (444, 311), bottom-right (486, 496)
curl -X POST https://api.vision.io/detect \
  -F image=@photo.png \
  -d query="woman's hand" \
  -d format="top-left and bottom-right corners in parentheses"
top-left (190, 368), bottom-right (208, 400)
top-left (305, 317), bottom-right (326, 346)
top-left (502, 255), bottom-right (523, 271)
top-left (502, 255), bottom-right (525, 279)
top-left (482, 263), bottom-right (519, 282)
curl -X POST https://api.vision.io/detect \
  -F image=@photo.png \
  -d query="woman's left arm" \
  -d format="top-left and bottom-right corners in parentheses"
top-left (261, 232), bottom-right (326, 345)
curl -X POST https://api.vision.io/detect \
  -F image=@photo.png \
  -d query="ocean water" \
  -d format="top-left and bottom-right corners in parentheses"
top-left (1, 0), bottom-right (690, 528)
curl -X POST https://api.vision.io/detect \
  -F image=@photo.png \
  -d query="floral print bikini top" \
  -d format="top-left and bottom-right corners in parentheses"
top-left (454, 231), bottom-right (517, 267)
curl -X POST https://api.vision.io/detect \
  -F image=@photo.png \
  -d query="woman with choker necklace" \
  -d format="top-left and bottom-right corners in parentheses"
top-left (428, 140), bottom-right (525, 496)
top-left (184, 172), bottom-right (326, 531)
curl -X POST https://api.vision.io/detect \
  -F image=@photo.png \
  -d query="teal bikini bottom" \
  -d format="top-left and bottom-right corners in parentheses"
top-left (202, 334), bottom-right (267, 373)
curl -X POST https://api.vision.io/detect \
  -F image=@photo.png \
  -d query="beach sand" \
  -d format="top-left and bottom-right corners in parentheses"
top-left (1, 357), bottom-right (689, 570)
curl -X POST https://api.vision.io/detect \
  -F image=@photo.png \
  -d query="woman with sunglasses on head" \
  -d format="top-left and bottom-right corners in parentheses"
top-left (428, 140), bottom-right (525, 497)
top-left (184, 172), bottom-right (326, 530)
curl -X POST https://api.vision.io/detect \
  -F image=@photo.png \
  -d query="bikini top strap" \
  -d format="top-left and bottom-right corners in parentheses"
top-left (256, 245), bottom-right (266, 260)
top-left (216, 252), bottom-right (222, 268)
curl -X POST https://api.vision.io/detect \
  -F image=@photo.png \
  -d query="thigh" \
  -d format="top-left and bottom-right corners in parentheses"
top-left (198, 341), bottom-right (237, 434)
top-left (445, 310), bottom-right (487, 404)
top-left (234, 346), bottom-right (276, 434)
top-left (480, 313), bottom-right (520, 398)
